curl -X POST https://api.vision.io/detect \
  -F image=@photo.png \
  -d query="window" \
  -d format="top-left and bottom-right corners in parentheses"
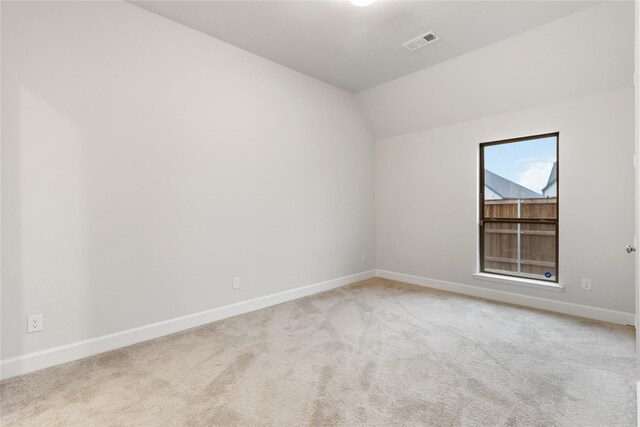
top-left (479, 133), bottom-right (558, 282)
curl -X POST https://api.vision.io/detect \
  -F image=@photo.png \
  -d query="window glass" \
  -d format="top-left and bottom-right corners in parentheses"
top-left (480, 134), bottom-right (558, 282)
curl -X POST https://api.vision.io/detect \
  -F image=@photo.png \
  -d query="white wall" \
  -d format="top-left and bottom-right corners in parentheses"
top-left (1, 1), bottom-right (375, 361)
top-left (634, 0), bottom-right (639, 381)
top-left (1, 0), bottom-right (635, 378)
top-left (358, 2), bottom-right (635, 139)
top-left (362, 1), bottom-right (636, 316)
top-left (374, 88), bottom-right (635, 314)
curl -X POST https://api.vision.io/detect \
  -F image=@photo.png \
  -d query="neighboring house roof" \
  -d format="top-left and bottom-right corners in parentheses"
top-left (542, 162), bottom-right (557, 193)
top-left (484, 170), bottom-right (542, 199)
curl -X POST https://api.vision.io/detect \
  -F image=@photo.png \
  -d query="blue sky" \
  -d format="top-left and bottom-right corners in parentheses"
top-left (484, 136), bottom-right (556, 194)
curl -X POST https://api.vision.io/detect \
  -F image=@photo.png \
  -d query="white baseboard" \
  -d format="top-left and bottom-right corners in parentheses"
top-left (1, 270), bottom-right (375, 380)
top-left (376, 270), bottom-right (635, 326)
top-left (3, 268), bottom-right (631, 380)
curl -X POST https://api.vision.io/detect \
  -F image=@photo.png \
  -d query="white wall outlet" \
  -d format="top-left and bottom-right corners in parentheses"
top-left (581, 278), bottom-right (592, 291)
top-left (361, 254), bottom-right (366, 263)
top-left (27, 314), bottom-right (44, 333)
top-left (232, 276), bottom-right (240, 290)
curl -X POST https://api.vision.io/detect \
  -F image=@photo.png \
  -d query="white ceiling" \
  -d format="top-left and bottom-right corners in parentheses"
top-left (130, 0), bottom-right (599, 93)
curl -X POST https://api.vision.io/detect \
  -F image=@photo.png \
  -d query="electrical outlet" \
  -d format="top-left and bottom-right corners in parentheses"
top-left (581, 278), bottom-right (592, 291)
top-left (361, 254), bottom-right (366, 263)
top-left (27, 314), bottom-right (43, 333)
top-left (232, 276), bottom-right (240, 290)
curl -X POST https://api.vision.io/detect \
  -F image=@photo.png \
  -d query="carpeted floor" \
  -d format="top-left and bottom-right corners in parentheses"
top-left (1, 278), bottom-right (636, 426)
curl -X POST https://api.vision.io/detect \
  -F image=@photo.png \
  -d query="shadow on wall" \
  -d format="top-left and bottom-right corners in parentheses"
top-left (1, 2), bottom-right (207, 360)
top-left (2, 3), bottom-right (225, 358)
top-left (2, 81), bottom-right (95, 361)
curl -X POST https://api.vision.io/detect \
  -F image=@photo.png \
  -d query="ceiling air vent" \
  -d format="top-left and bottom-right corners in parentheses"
top-left (403, 31), bottom-right (439, 52)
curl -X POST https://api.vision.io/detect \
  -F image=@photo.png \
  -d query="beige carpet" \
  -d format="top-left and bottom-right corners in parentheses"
top-left (1, 278), bottom-right (636, 426)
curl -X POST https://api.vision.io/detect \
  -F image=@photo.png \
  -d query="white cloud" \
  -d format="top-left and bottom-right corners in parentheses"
top-left (516, 161), bottom-right (553, 193)
top-left (515, 157), bottom-right (538, 164)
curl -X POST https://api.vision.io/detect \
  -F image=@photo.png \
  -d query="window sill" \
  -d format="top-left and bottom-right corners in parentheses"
top-left (472, 272), bottom-right (564, 292)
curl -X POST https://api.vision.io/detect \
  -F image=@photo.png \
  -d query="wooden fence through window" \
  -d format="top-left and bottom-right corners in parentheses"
top-left (483, 198), bottom-right (557, 279)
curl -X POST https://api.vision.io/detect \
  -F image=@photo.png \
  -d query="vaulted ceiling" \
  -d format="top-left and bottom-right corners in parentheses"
top-left (131, 1), bottom-right (598, 93)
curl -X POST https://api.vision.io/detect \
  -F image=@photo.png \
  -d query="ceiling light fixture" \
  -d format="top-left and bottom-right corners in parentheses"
top-left (349, 0), bottom-right (376, 7)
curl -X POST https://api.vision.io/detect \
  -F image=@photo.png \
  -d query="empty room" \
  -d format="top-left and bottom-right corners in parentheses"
top-left (1, 0), bottom-right (639, 425)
